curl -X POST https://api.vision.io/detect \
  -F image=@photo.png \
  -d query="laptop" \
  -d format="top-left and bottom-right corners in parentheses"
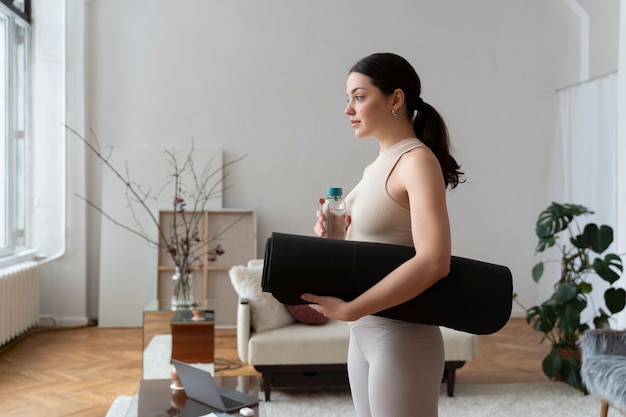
top-left (172, 359), bottom-right (260, 413)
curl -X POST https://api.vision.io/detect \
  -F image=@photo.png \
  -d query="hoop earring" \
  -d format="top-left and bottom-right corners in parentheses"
top-left (391, 109), bottom-right (398, 117)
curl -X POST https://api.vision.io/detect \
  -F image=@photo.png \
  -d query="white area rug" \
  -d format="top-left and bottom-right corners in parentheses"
top-left (143, 334), bottom-right (214, 379)
top-left (109, 335), bottom-right (601, 416)
top-left (105, 395), bottom-right (133, 417)
top-left (108, 381), bottom-right (600, 417)
top-left (265, 382), bottom-right (599, 417)
top-left (143, 334), bottom-right (173, 379)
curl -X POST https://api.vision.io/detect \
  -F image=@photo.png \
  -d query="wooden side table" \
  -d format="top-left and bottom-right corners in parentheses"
top-left (170, 310), bottom-right (215, 363)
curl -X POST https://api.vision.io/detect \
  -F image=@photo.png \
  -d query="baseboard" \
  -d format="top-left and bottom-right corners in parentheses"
top-left (509, 307), bottom-right (526, 319)
top-left (215, 324), bottom-right (237, 330)
top-left (36, 315), bottom-right (90, 328)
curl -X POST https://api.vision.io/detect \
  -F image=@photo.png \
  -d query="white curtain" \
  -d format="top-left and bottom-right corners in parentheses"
top-left (558, 73), bottom-right (617, 214)
top-left (617, 0), bottom-right (626, 331)
top-left (553, 72), bottom-right (619, 325)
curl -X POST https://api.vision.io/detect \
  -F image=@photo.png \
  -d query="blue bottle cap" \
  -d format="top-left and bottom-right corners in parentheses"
top-left (326, 187), bottom-right (343, 197)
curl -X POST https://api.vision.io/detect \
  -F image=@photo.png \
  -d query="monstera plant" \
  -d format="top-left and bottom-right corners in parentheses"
top-left (524, 202), bottom-right (625, 391)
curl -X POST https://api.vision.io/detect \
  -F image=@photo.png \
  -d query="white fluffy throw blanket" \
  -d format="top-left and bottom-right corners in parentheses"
top-left (581, 330), bottom-right (626, 411)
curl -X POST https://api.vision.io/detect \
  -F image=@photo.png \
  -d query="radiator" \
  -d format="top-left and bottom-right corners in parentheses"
top-left (0, 261), bottom-right (40, 347)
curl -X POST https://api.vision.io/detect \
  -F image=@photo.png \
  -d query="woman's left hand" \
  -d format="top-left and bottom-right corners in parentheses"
top-left (301, 293), bottom-right (359, 322)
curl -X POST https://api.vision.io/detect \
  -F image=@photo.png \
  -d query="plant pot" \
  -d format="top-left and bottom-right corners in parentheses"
top-left (557, 348), bottom-right (581, 362)
top-left (549, 347), bottom-right (583, 390)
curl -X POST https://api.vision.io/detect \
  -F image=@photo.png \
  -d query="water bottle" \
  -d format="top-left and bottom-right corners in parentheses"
top-left (323, 187), bottom-right (346, 240)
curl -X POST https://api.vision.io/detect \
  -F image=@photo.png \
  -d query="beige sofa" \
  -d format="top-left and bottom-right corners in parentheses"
top-left (230, 260), bottom-right (479, 401)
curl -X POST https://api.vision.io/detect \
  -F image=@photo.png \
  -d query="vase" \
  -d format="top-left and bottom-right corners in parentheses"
top-left (171, 267), bottom-right (196, 310)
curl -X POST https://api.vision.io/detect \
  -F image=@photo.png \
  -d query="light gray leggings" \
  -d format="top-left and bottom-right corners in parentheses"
top-left (348, 315), bottom-right (444, 417)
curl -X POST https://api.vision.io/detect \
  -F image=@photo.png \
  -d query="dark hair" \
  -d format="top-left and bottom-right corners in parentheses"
top-left (350, 53), bottom-right (464, 189)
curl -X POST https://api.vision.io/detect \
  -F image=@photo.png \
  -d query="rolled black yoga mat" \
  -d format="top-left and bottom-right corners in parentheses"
top-left (262, 232), bottom-right (513, 335)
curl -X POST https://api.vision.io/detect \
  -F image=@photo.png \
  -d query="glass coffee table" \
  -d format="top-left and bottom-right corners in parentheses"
top-left (125, 375), bottom-right (265, 417)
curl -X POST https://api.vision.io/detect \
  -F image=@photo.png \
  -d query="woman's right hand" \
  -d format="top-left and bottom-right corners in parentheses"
top-left (314, 197), bottom-right (327, 238)
top-left (314, 197), bottom-right (350, 238)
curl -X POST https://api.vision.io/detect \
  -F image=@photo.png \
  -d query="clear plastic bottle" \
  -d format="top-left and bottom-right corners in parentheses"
top-left (323, 187), bottom-right (346, 240)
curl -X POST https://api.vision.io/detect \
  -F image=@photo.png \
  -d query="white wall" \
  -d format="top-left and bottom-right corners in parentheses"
top-left (36, 0), bottom-right (621, 326)
top-left (32, 0), bottom-right (91, 327)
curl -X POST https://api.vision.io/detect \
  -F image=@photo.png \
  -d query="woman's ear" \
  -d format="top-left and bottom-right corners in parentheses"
top-left (392, 88), bottom-right (405, 108)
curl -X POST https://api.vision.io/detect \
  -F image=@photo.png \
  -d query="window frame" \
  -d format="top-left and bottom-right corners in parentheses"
top-left (0, 1), bottom-right (30, 24)
top-left (1, 0), bottom-right (31, 260)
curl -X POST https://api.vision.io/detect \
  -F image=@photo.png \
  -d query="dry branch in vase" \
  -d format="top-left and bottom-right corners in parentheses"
top-left (66, 125), bottom-right (246, 308)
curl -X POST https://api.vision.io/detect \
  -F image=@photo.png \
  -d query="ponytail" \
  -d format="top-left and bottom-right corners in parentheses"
top-left (412, 101), bottom-right (464, 189)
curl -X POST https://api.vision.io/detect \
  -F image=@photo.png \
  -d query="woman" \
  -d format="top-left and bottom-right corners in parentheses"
top-left (303, 52), bottom-right (464, 417)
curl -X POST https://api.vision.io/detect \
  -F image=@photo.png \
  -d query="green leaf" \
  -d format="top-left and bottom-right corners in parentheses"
top-left (536, 236), bottom-right (555, 253)
top-left (579, 322), bottom-right (590, 334)
top-left (535, 208), bottom-right (568, 238)
top-left (534, 203), bottom-right (592, 252)
top-left (527, 305), bottom-right (556, 334)
top-left (532, 263), bottom-right (544, 282)
top-left (578, 281), bottom-right (593, 294)
top-left (594, 225), bottom-right (614, 253)
top-left (562, 203), bottom-right (593, 217)
top-left (593, 309), bottom-right (611, 329)
top-left (570, 225), bottom-right (593, 249)
top-left (559, 304), bottom-right (582, 333)
top-left (572, 224), bottom-right (613, 253)
top-left (542, 349), bottom-right (563, 379)
top-left (605, 287), bottom-right (626, 314)
top-left (555, 283), bottom-right (578, 303)
top-left (560, 357), bottom-right (583, 390)
top-left (592, 254), bottom-right (623, 284)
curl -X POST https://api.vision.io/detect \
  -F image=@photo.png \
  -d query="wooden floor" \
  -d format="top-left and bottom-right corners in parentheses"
top-left (0, 318), bottom-right (550, 417)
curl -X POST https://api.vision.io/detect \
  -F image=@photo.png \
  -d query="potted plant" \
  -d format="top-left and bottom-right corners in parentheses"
top-left (521, 202), bottom-right (625, 391)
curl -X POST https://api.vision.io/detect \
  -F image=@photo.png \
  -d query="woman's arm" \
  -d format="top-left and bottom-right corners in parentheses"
top-left (303, 147), bottom-right (451, 321)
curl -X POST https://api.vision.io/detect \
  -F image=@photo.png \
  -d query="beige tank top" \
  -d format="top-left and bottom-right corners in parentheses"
top-left (345, 138), bottom-right (426, 247)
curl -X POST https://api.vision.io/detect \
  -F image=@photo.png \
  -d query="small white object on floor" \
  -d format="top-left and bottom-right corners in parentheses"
top-left (240, 406), bottom-right (255, 416)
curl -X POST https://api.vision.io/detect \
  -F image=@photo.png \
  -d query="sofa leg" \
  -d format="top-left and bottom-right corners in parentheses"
top-left (446, 368), bottom-right (456, 397)
top-left (262, 372), bottom-right (272, 402)
top-left (443, 361), bottom-right (466, 397)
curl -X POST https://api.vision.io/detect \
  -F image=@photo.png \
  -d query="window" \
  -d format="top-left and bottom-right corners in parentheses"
top-left (1, 1), bottom-right (31, 259)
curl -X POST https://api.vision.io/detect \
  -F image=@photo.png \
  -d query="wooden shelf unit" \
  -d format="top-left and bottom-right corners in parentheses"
top-left (156, 209), bottom-right (256, 326)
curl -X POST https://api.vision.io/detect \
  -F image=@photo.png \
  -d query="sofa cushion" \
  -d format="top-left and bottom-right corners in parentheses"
top-left (441, 327), bottom-right (479, 361)
top-left (247, 259), bottom-right (264, 268)
top-left (237, 260), bottom-right (329, 326)
top-left (249, 319), bottom-right (350, 365)
top-left (285, 305), bottom-right (329, 325)
top-left (229, 264), bottom-right (295, 332)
